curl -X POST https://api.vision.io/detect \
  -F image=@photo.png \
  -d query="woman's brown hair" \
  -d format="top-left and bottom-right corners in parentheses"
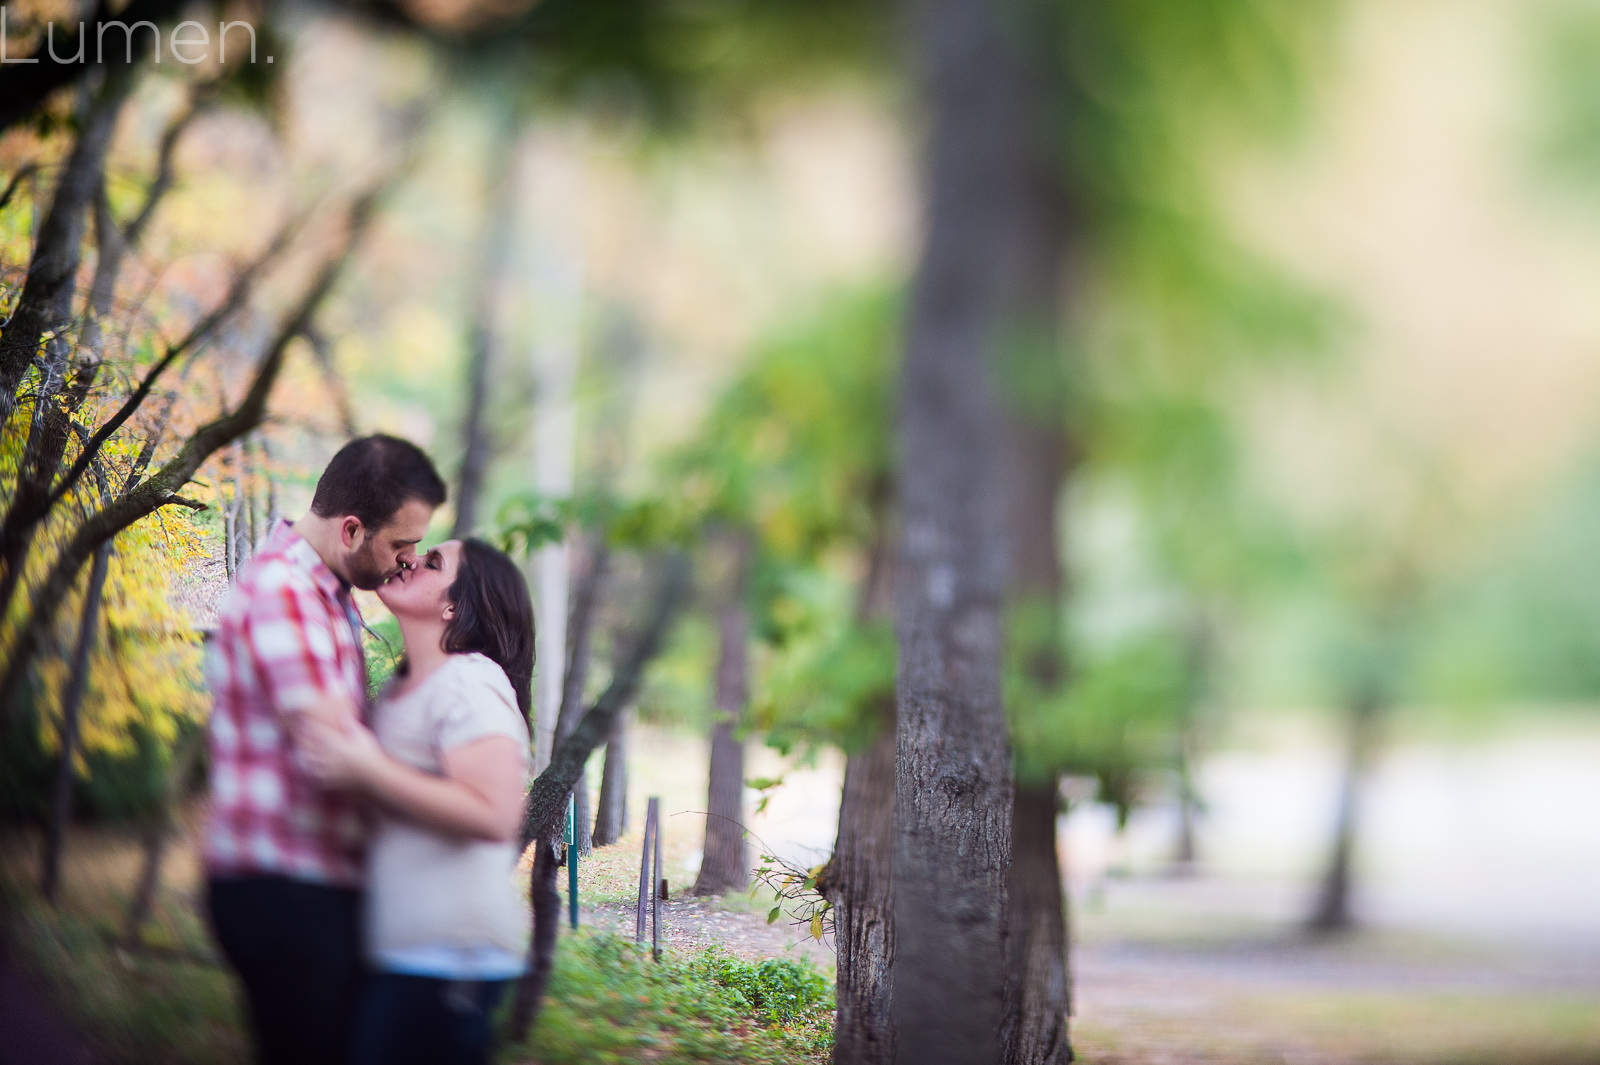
top-left (441, 538), bottom-right (536, 726)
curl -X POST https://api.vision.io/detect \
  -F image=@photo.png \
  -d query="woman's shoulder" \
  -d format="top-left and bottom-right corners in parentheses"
top-left (441, 652), bottom-right (517, 703)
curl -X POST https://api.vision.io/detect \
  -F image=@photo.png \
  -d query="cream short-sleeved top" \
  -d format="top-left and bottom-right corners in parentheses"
top-left (365, 652), bottom-right (531, 977)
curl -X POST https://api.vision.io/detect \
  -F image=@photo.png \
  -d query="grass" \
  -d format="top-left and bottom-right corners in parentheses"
top-left (0, 871), bottom-right (245, 1065)
top-left (0, 822), bottom-right (835, 1065)
top-left (505, 933), bottom-right (832, 1064)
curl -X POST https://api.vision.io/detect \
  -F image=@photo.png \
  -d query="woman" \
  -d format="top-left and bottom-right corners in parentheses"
top-left (299, 537), bottom-right (534, 1065)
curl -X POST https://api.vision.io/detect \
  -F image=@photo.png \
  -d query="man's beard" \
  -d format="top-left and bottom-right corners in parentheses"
top-left (345, 537), bottom-right (391, 591)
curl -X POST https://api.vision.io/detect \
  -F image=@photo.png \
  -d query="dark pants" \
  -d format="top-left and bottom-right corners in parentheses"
top-left (349, 972), bottom-right (510, 1065)
top-left (207, 877), bottom-right (364, 1065)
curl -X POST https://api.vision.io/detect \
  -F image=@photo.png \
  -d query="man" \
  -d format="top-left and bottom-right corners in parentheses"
top-left (203, 434), bottom-right (447, 1065)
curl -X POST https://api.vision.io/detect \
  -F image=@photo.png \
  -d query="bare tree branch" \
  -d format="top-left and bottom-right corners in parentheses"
top-left (519, 553), bottom-right (688, 849)
top-left (0, 185), bottom-right (386, 726)
top-left (45, 215), bottom-right (304, 515)
top-left (300, 325), bottom-right (360, 437)
top-left (0, 60), bottom-right (138, 414)
top-left (0, 162), bottom-right (40, 214)
top-left (124, 78), bottom-right (222, 250)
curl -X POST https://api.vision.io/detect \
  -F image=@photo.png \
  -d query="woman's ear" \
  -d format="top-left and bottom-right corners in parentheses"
top-left (442, 601), bottom-right (456, 622)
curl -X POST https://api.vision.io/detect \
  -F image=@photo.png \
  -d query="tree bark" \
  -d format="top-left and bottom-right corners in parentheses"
top-left (506, 555), bottom-right (687, 1038)
top-left (893, 0), bottom-right (1052, 1057)
top-left (0, 62), bottom-right (136, 411)
top-left (693, 535), bottom-right (751, 896)
top-left (591, 711), bottom-right (628, 846)
top-left (1308, 680), bottom-right (1384, 933)
top-left (998, 197), bottom-right (1076, 1065)
top-left (1004, 782), bottom-right (1072, 1065)
top-left (506, 839), bottom-right (562, 1038)
top-left (451, 108), bottom-right (520, 537)
top-left (0, 61), bottom-right (138, 629)
top-left (519, 554), bottom-right (687, 850)
top-left (830, 718), bottom-right (896, 1065)
top-left (123, 724), bottom-right (206, 947)
top-left (829, 485), bottom-right (896, 1065)
top-left (552, 540), bottom-right (607, 856)
top-left (40, 540), bottom-right (112, 903)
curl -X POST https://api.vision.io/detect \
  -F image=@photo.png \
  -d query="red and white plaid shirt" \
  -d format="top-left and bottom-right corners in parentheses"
top-left (202, 520), bottom-right (370, 887)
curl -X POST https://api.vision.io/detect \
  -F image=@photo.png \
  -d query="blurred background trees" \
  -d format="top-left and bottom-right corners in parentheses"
top-left (6, 0), bottom-right (1600, 1061)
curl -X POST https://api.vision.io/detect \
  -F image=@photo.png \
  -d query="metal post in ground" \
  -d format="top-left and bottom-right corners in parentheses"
top-left (651, 798), bottom-right (663, 961)
top-left (636, 797), bottom-right (659, 945)
top-left (565, 793), bottom-right (579, 929)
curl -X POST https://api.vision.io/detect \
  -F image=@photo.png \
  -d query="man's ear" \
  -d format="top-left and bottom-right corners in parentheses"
top-left (340, 517), bottom-right (364, 549)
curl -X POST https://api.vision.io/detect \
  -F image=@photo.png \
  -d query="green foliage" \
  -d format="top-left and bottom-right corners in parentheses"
top-left (1009, 622), bottom-right (1193, 818)
top-left (362, 615), bottom-right (404, 700)
top-left (1528, 0), bottom-right (1600, 193)
top-left (667, 285), bottom-right (897, 557)
top-left (751, 566), bottom-right (894, 756)
top-left (1412, 451), bottom-right (1600, 703)
top-left (5, 862), bottom-right (834, 1065)
top-left (517, 932), bottom-right (834, 1063)
top-left (494, 491), bottom-right (698, 559)
top-left (0, 694), bottom-right (205, 824)
top-left (637, 611), bottom-right (720, 729)
top-left (1054, 0), bottom-right (1340, 611)
top-left (642, 286), bottom-right (897, 748)
top-left (752, 850), bottom-right (833, 946)
top-left (682, 948), bottom-right (834, 1025)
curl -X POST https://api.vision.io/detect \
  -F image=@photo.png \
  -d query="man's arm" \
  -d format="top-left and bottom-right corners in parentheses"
top-left (297, 719), bottom-right (525, 842)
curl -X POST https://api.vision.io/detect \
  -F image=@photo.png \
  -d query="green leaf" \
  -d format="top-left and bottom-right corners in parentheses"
top-left (767, 905), bottom-right (781, 925)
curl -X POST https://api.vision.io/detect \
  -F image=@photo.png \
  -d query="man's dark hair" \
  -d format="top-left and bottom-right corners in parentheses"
top-left (309, 434), bottom-right (447, 530)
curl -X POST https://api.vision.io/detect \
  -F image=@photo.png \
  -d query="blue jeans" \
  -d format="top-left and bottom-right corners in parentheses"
top-left (349, 972), bottom-right (510, 1065)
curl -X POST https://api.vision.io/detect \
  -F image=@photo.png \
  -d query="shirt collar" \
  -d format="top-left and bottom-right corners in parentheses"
top-left (268, 519), bottom-right (352, 601)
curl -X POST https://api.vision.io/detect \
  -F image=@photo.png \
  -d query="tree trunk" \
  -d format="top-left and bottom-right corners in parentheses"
top-left (506, 839), bottom-right (562, 1038)
top-left (553, 540), bottom-right (607, 856)
top-left (519, 555), bottom-right (687, 850)
top-left (243, 435), bottom-right (261, 555)
top-left (998, 245), bottom-right (1075, 1065)
top-left (506, 556), bottom-right (687, 1038)
top-left (123, 725), bottom-right (206, 947)
top-left (1308, 682), bottom-right (1384, 933)
top-left (0, 62), bottom-right (136, 413)
top-left (451, 109), bottom-right (519, 537)
top-left (693, 537), bottom-right (751, 897)
top-left (830, 719), bottom-right (896, 1065)
top-left (0, 61), bottom-right (138, 628)
top-left (591, 710), bottom-right (629, 847)
top-left (829, 484), bottom-right (896, 1065)
top-left (1171, 615), bottom-right (1214, 873)
top-left (893, 0), bottom-right (1059, 1055)
top-left (1003, 782), bottom-right (1072, 1065)
top-left (40, 541), bottom-right (112, 903)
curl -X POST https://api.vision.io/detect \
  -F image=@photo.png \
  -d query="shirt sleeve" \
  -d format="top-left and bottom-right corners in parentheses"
top-left (432, 656), bottom-right (530, 759)
top-left (242, 570), bottom-right (352, 718)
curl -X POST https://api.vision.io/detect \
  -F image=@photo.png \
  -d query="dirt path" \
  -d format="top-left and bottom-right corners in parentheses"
top-left (571, 834), bottom-right (1600, 1065)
